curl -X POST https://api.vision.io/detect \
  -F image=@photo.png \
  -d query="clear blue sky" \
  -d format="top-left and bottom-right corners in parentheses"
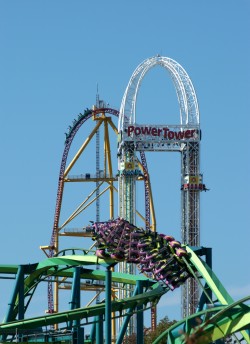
top-left (0, 0), bottom-right (250, 324)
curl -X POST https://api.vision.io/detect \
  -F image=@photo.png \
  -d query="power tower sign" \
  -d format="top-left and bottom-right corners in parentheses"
top-left (123, 124), bottom-right (200, 151)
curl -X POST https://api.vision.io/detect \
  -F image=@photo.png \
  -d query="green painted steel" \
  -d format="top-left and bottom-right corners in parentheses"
top-left (152, 246), bottom-right (250, 343)
top-left (136, 280), bottom-right (144, 344)
top-left (4, 255), bottom-right (154, 322)
top-left (0, 256), bottom-right (166, 331)
top-left (116, 285), bottom-right (139, 344)
top-left (185, 247), bottom-right (250, 343)
top-left (105, 267), bottom-right (112, 344)
top-left (185, 246), bottom-right (234, 305)
top-left (153, 297), bottom-right (250, 343)
top-left (1, 248), bottom-right (250, 343)
top-left (0, 283), bottom-right (165, 331)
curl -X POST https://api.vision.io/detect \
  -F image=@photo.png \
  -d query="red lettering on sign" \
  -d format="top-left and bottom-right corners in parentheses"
top-left (175, 131), bottom-right (185, 140)
top-left (134, 127), bottom-right (141, 135)
top-left (141, 127), bottom-right (152, 135)
top-left (127, 126), bottom-right (134, 136)
top-left (168, 131), bottom-right (174, 139)
top-left (151, 128), bottom-right (157, 136)
top-left (163, 128), bottom-right (169, 138)
top-left (126, 126), bottom-right (197, 140)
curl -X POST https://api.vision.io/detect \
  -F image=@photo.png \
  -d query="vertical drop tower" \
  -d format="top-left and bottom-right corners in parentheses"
top-left (117, 55), bottom-right (206, 321)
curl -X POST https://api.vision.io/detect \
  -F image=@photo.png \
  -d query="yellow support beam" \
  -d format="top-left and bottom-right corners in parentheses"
top-left (64, 119), bottom-right (103, 177)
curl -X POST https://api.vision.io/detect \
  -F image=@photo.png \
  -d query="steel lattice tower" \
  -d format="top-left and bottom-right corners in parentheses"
top-left (181, 141), bottom-right (202, 317)
top-left (118, 55), bottom-right (205, 322)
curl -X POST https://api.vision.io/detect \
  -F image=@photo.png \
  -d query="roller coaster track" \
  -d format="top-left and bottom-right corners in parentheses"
top-left (48, 108), bottom-right (152, 316)
top-left (1, 220), bottom-right (250, 343)
top-left (0, 255), bottom-right (165, 331)
top-left (50, 108), bottom-right (120, 254)
top-left (139, 151), bottom-right (151, 232)
top-left (0, 253), bottom-right (249, 343)
top-left (153, 297), bottom-right (250, 344)
top-left (48, 108), bottom-right (94, 314)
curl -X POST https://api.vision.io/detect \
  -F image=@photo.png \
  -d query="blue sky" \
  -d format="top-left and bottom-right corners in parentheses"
top-left (0, 0), bottom-right (250, 325)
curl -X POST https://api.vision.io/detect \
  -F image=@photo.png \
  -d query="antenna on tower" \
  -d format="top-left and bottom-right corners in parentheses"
top-left (96, 84), bottom-right (107, 108)
top-left (96, 83), bottom-right (100, 107)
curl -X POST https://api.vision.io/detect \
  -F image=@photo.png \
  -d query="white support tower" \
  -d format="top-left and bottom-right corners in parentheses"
top-left (118, 55), bottom-right (205, 323)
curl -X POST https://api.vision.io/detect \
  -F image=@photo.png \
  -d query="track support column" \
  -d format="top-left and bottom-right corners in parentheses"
top-left (105, 266), bottom-right (112, 344)
top-left (96, 312), bottom-right (104, 344)
top-left (136, 280), bottom-right (144, 344)
top-left (70, 267), bottom-right (81, 344)
top-left (5, 265), bottom-right (25, 323)
top-left (116, 285), bottom-right (140, 344)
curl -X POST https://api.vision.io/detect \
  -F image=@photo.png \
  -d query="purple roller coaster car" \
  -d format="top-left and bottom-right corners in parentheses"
top-left (92, 218), bottom-right (191, 290)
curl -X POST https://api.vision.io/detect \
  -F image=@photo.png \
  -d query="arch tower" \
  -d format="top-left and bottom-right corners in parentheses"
top-left (118, 55), bottom-right (206, 319)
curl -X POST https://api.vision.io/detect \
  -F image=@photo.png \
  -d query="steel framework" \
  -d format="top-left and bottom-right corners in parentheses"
top-left (42, 104), bottom-right (156, 340)
top-left (118, 55), bottom-right (205, 319)
top-left (44, 108), bottom-right (120, 318)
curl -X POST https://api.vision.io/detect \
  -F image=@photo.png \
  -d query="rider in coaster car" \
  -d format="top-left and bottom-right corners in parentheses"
top-left (110, 252), bottom-right (124, 261)
top-left (96, 248), bottom-right (110, 258)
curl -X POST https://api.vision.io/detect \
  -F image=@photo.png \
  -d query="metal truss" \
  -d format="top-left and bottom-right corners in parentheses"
top-left (118, 56), bottom-right (203, 323)
top-left (181, 141), bottom-right (201, 317)
top-left (119, 55), bottom-right (199, 131)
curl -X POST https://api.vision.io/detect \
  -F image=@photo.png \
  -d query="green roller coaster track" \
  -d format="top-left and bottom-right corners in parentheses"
top-left (0, 247), bottom-right (249, 343)
top-left (153, 297), bottom-right (250, 344)
top-left (0, 255), bottom-right (163, 328)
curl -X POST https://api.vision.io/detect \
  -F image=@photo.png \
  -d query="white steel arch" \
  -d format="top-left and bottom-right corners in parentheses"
top-left (119, 55), bottom-right (200, 130)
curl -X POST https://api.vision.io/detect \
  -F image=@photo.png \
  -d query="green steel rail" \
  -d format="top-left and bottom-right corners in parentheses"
top-left (6, 255), bottom-right (152, 321)
top-left (185, 246), bottom-right (234, 305)
top-left (1, 248), bottom-right (250, 343)
top-left (0, 282), bottom-right (165, 331)
top-left (0, 255), bottom-right (166, 331)
top-left (153, 297), bottom-right (250, 343)
top-left (153, 247), bottom-right (250, 343)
